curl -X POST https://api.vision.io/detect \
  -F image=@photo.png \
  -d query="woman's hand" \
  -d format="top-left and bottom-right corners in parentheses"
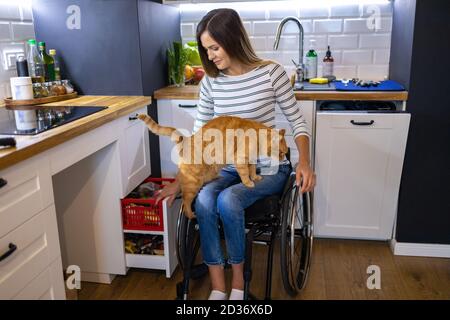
top-left (155, 179), bottom-right (181, 207)
top-left (296, 162), bottom-right (316, 193)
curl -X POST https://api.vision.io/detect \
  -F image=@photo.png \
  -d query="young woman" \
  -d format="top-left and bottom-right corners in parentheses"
top-left (156, 8), bottom-right (316, 300)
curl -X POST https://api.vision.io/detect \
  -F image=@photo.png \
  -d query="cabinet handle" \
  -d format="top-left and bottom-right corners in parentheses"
top-left (129, 114), bottom-right (138, 121)
top-left (350, 120), bottom-right (374, 126)
top-left (178, 104), bottom-right (197, 108)
top-left (0, 178), bottom-right (7, 189)
top-left (0, 243), bottom-right (17, 262)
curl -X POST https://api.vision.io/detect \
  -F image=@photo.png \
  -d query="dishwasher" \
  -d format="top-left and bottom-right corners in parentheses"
top-left (313, 101), bottom-right (411, 240)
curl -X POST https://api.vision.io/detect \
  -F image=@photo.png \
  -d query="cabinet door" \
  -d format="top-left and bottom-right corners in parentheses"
top-left (13, 257), bottom-right (65, 300)
top-left (0, 155), bottom-right (53, 238)
top-left (313, 112), bottom-right (410, 240)
top-left (0, 204), bottom-right (61, 299)
top-left (120, 107), bottom-right (151, 196)
top-left (157, 100), bottom-right (197, 178)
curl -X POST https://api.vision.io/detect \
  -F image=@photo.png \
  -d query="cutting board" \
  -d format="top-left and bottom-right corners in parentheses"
top-left (334, 80), bottom-right (405, 91)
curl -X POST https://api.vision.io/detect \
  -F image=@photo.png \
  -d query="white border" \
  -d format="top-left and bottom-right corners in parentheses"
top-left (390, 239), bottom-right (450, 258)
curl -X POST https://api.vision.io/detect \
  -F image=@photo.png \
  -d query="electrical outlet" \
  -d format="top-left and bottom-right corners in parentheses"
top-left (2, 50), bottom-right (25, 71)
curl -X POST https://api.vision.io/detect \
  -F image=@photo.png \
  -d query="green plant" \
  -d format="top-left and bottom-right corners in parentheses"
top-left (167, 41), bottom-right (188, 86)
top-left (184, 41), bottom-right (202, 66)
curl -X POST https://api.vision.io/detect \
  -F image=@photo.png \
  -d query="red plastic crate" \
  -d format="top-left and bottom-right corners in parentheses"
top-left (121, 178), bottom-right (175, 232)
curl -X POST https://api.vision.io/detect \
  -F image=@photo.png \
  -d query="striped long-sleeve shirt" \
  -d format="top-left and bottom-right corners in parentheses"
top-left (193, 62), bottom-right (311, 140)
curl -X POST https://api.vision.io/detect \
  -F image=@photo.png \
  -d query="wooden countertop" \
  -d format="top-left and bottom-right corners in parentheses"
top-left (154, 85), bottom-right (409, 101)
top-left (0, 95), bottom-right (151, 171)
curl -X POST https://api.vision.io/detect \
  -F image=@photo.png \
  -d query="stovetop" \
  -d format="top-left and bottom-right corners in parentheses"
top-left (0, 106), bottom-right (108, 136)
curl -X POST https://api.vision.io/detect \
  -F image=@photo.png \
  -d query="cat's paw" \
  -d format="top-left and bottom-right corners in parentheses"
top-left (243, 181), bottom-right (255, 188)
top-left (252, 175), bottom-right (263, 182)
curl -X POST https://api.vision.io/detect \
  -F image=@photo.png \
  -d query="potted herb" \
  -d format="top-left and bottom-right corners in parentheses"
top-left (167, 41), bottom-right (188, 87)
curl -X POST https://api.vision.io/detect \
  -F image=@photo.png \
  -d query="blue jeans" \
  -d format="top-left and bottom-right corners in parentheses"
top-left (194, 164), bottom-right (291, 266)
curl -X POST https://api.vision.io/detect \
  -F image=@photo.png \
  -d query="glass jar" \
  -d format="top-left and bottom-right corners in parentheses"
top-left (32, 83), bottom-right (43, 98)
top-left (61, 80), bottom-right (74, 94)
top-left (43, 82), bottom-right (55, 96)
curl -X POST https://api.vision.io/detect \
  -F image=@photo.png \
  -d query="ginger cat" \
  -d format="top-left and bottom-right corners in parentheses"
top-left (138, 114), bottom-right (288, 219)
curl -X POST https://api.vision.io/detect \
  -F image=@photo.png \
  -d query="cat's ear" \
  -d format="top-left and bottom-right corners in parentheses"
top-left (279, 129), bottom-right (286, 136)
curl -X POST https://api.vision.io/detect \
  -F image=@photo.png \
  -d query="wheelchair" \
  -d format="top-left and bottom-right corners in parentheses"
top-left (175, 162), bottom-right (313, 300)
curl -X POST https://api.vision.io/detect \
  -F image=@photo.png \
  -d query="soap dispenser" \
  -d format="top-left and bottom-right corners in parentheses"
top-left (305, 39), bottom-right (318, 80)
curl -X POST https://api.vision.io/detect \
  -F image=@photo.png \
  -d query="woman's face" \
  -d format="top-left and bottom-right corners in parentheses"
top-left (200, 31), bottom-right (231, 71)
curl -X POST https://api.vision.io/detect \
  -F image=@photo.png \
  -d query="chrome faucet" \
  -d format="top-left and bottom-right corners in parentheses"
top-left (273, 16), bottom-right (305, 84)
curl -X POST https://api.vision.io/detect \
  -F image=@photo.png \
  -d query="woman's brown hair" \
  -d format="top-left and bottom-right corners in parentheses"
top-left (196, 8), bottom-right (273, 78)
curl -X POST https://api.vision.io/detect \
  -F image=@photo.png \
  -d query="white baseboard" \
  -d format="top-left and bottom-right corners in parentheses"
top-left (390, 239), bottom-right (450, 258)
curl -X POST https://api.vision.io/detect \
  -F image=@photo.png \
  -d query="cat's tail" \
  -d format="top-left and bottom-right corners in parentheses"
top-left (137, 114), bottom-right (183, 143)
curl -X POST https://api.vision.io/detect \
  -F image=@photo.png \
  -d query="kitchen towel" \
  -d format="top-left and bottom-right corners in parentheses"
top-left (334, 80), bottom-right (405, 91)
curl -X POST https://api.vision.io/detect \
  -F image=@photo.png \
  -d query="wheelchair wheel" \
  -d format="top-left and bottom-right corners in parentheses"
top-left (280, 178), bottom-right (313, 296)
top-left (176, 205), bottom-right (202, 273)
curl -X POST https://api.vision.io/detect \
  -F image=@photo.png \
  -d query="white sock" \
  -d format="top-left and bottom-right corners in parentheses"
top-left (229, 288), bottom-right (244, 300)
top-left (208, 290), bottom-right (227, 300)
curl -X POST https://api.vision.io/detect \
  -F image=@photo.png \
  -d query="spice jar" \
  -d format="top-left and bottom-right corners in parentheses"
top-left (32, 83), bottom-right (43, 98)
top-left (50, 81), bottom-right (67, 96)
top-left (61, 80), bottom-right (74, 94)
top-left (43, 82), bottom-right (55, 96)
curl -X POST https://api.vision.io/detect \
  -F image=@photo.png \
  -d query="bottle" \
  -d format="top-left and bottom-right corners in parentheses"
top-left (323, 45), bottom-right (334, 78)
top-left (38, 41), bottom-right (55, 82)
top-left (27, 39), bottom-right (45, 83)
top-left (49, 49), bottom-right (61, 81)
top-left (16, 56), bottom-right (29, 77)
top-left (305, 39), bottom-right (318, 80)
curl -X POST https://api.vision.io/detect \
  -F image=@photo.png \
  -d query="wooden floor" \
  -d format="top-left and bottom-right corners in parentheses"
top-left (77, 239), bottom-right (450, 300)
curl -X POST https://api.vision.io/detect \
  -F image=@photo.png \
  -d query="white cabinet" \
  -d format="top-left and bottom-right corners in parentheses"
top-left (157, 100), bottom-right (197, 178)
top-left (0, 154), bottom-right (53, 237)
top-left (0, 204), bottom-right (64, 299)
top-left (119, 107), bottom-right (152, 197)
top-left (313, 112), bottom-right (411, 240)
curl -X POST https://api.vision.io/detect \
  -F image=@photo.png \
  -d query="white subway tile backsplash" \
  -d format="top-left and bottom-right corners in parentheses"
top-left (358, 65), bottom-right (389, 80)
top-left (0, 4), bottom-right (21, 21)
top-left (268, 35), bottom-right (298, 51)
top-left (286, 19), bottom-right (312, 34)
top-left (299, 7), bottom-right (329, 19)
top-left (11, 22), bottom-right (34, 41)
top-left (304, 35), bottom-right (327, 51)
top-left (243, 22), bottom-right (252, 35)
top-left (313, 19), bottom-right (342, 33)
top-left (345, 17), bottom-right (392, 34)
top-left (181, 9), bottom-right (208, 22)
top-left (181, 23), bottom-right (195, 38)
top-left (360, 34), bottom-right (391, 48)
top-left (254, 21), bottom-right (279, 35)
top-left (268, 8), bottom-right (298, 20)
top-left (0, 22), bottom-right (11, 41)
top-left (238, 8), bottom-right (266, 21)
top-left (344, 18), bottom-right (373, 33)
top-left (362, 3), bottom-right (393, 17)
top-left (374, 49), bottom-right (390, 64)
top-left (333, 65), bottom-right (357, 79)
top-left (180, 2), bottom-right (393, 80)
top-left (330, 5), bottom-right (360, 18)
top-left (21, 5), bottom-right (33, 21)
top-left (328, 35), bottom-right (358, 49)
top-left (342, 50), bottom-right (372, 65)
top-left (250, 36), bottom-right (267, 51)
